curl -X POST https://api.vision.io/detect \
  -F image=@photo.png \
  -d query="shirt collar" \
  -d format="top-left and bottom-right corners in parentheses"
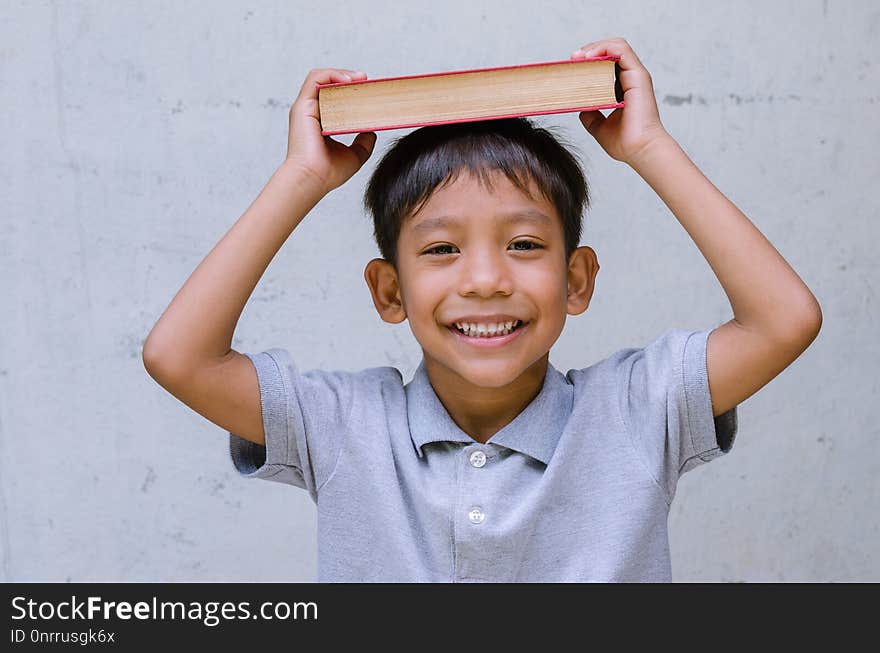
top-left (405, 357), bottom-right (573, 465)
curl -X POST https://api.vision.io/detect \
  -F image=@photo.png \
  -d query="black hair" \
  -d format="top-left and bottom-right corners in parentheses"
top-left (362, 116), bottom-right (589, 270)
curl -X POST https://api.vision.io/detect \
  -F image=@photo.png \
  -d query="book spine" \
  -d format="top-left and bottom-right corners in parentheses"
top-left (614, 61), bottom-right (624, 103)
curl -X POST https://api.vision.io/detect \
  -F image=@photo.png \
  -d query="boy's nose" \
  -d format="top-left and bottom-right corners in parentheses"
top-left (456, 253), bottom-right (514, 296)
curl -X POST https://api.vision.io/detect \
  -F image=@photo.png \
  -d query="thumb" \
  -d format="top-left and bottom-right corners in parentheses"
top-left (579, 110), bottom-right (605, 138)
top-left (349, 131), bottom-right (377, 165)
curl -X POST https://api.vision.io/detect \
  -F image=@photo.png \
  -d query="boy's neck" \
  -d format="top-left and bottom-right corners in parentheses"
top-left (422, 353), bottom-right (549, 444)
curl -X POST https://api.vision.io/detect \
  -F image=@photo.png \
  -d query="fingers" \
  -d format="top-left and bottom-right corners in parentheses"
top-left (578, 110), bottom-right (605, 136)
top-left (570, 37), bottom-right (645, 72)
top-left (290, 68), bottom-right (369, 126)
top-left (295, 68), bottom-right (369, 104)
top-left (571, 41), bottom-right (599, 58)
top-left (349, 131), bottom-right (377, 166)
top-left (570, 37), bottom-right (651, 98)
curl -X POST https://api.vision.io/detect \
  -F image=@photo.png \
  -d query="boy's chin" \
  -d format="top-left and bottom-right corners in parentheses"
top-left (440, 356), bottom-right (542, 387)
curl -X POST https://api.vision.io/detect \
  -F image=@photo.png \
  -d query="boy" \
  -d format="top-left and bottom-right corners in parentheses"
top-left (143, 38), bottom-right (822, 582)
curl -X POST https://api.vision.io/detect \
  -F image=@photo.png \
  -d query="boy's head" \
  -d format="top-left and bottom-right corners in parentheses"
top-left (362, 117), bottom-right (600, 388)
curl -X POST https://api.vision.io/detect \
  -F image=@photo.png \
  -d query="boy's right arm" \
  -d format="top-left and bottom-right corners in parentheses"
top-left (142, 67), bottom-right (376, 446)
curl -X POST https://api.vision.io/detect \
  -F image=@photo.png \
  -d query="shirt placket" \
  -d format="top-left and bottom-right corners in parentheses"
top-left (453, 443), bottom-right (496, 581)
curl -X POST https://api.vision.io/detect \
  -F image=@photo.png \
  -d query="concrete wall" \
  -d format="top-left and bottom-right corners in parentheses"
top-left (2, 0), bottom-right (877, 581)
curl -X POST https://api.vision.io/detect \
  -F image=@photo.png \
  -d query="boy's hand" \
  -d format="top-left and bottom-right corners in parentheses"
top-left (285, 68), bottom-right (377, 194)
top-left (571, 38), bottom-right (670, 165)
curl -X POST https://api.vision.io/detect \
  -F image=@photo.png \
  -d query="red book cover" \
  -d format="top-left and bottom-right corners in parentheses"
top-left (317, 55), bottom-right (624, 135)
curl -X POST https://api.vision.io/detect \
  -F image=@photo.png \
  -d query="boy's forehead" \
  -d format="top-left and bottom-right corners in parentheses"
top-left (407, 208), bottom-right (557, 240)
top-left (405, 170), bottom-right (560, 229)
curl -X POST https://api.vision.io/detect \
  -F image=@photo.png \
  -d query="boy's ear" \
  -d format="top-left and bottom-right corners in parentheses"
top-left (566, 246), bottom-right (600, 316)
top-left (364, 258), bottom-right (407, 324)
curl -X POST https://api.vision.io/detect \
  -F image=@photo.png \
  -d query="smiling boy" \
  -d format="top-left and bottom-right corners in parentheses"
top-left (143, 39), bottom-right (822, 581)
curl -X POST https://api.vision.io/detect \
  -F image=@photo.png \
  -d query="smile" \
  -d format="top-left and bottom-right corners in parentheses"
top-left (447, 321), bottom-right (528, 348)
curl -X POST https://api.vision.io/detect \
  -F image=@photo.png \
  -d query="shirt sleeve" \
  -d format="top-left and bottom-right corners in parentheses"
top-left (615, 328), bottom-right (738, 505)
top-left (228, 348), bottom-right (357, 503)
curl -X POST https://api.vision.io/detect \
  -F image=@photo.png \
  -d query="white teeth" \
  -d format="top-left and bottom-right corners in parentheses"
top-left (453, 320), bottom-right (522, 338)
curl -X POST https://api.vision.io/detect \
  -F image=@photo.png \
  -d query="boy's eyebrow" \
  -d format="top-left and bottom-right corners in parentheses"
top-left (410, 209), bottom-right (553, 235)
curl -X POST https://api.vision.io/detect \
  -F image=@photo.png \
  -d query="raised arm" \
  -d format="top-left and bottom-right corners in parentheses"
top-left (572, 38), bottom-right (822, 417)
top-left (142, 67), bottom-right (376, 444)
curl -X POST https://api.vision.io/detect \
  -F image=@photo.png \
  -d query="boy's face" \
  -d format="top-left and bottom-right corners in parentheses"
top-left (364, 169), bottom-right (598, 390)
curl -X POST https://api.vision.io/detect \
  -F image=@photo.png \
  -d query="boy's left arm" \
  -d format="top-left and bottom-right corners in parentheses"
top-left (572, 38), bottom-right (822, 418)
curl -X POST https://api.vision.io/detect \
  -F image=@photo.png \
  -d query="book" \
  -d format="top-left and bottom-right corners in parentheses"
top-left (316, 55), bottom-right (624, 135)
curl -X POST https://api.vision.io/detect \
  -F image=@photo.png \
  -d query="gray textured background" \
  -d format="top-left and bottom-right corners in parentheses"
top-left (2, 0), bottom-right (877, 582)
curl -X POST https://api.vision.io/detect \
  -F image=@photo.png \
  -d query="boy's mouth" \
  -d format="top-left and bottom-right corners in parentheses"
top-left (446, 319), bottom-right (529, 347)
top-left (448, 319), bottom-right (526, 337)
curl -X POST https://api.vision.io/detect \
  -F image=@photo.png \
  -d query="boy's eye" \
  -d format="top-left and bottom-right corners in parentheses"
top-left (424, 244), bottom-right (458, 256)
top-left (510, 240), bottom-right (543, 252)
top-left (422, 241), bottom-right (544, 256)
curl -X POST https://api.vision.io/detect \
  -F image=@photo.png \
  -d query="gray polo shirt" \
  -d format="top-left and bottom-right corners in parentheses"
top-left (229, 327), bottom-right (737, 582)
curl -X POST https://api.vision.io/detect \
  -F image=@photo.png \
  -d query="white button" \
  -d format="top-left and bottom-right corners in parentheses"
top-left (468, 507), bottom-right (485, 524)
top-left (469, 450), bottom-right (487, 468)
